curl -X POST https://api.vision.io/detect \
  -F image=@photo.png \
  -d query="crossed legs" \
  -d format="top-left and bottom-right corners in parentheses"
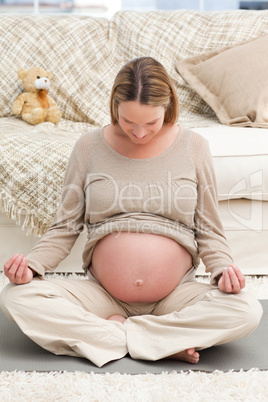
top-left (0, 276), bottom-right (263, 367)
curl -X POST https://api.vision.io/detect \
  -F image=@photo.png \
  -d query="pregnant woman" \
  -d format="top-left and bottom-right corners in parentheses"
top-left (0, 57), bottom-right (262, 367)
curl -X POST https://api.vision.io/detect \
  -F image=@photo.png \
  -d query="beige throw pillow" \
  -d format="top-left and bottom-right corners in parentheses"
top-left (176, 36), bottom-right (268, 127)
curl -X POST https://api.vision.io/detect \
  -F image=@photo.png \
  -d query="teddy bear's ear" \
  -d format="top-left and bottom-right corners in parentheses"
top-left (18, 68), bottom-right (28, 80)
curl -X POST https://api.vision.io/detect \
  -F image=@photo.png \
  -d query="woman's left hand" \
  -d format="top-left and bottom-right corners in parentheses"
top-left (218, 264), bottom-right (246, 294)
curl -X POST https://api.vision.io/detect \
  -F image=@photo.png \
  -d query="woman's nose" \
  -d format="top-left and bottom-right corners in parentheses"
top-left (133, 126), bottom-right (146, 138)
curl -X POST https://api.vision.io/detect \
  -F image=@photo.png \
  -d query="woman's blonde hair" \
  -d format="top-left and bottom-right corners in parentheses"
top-left (110, 57), bottom-right (179, 125)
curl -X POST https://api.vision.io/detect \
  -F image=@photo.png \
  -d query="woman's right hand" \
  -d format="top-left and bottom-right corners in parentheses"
top-left (4, 254), bottom-right (34, 284)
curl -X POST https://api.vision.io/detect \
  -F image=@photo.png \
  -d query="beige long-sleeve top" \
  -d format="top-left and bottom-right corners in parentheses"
top-left (27, 126), bottom-right (233, 285)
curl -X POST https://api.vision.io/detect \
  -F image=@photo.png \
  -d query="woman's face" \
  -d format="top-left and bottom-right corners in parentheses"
top-left (117, 101), bottom-right (165, 144)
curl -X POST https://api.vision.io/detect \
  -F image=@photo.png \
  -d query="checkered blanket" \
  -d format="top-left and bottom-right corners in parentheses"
top-left (1, 10), bottom-right (268, 235)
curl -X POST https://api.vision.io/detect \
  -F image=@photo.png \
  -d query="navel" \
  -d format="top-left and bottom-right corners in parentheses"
top-left (134, 279), bottom-right (144, 287)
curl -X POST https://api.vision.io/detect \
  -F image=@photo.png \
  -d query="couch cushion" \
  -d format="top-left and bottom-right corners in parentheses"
top-left (176, 35), bottom-right (268, 127)
top-left (193, 126), bottom-right (268, 201)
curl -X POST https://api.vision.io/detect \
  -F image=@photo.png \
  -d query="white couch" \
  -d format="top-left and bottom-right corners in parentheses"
top-left (0, 10), bottom-right (268, 275)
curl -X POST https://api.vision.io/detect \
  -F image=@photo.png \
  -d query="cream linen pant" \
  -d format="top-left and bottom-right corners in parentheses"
top-left (0, 268), bottom-right (263, 368)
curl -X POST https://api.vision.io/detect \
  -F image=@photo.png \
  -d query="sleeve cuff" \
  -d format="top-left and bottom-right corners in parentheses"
top-left (27, 260), bottom-right (46, 278)
top-left (210, 270), bottom-right (223, 286)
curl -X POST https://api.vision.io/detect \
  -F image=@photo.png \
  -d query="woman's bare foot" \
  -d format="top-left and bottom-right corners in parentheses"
top-left (107, 314), bottom-right (127, 324)
top-left (166, 348), bottom-right (200, 364)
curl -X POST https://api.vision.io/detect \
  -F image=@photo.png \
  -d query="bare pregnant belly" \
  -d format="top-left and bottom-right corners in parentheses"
top-left (91, 232), bottom-right (193, 303)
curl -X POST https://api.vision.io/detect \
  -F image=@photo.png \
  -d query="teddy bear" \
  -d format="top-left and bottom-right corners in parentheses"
top-left (12, 67), bottom-right (61, 125)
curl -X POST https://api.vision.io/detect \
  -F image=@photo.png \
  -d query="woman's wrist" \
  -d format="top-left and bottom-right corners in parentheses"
top-left (29, 267), bottom-right (37, 277)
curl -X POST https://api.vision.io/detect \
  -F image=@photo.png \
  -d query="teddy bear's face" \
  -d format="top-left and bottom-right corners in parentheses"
top-left (18, 67), bottom-right (53, 93)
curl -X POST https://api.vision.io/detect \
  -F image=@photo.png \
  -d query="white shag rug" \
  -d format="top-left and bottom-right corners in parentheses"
top-left (0, 274), bottom-right (268, 402)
